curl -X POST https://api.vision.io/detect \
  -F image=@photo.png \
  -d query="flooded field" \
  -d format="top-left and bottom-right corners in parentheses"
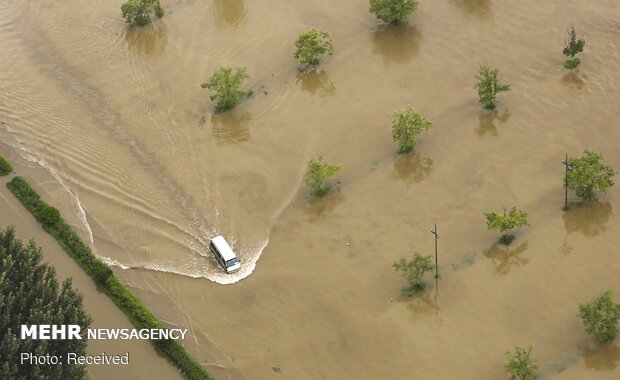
top-left (1, 0), bottom-right (619, 378)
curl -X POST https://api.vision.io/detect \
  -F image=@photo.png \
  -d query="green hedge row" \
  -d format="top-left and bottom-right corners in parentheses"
top-left (0, 154), bottom-right (13, 176)
top-left (7, 176), bottom-right (213, 380)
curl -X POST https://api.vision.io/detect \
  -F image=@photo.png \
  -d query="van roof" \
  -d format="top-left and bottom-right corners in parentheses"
top-left (211, 236), bottom-right (237, 261)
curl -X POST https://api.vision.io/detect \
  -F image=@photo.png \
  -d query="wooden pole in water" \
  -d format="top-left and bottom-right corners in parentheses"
top-left (431, 223), bottom-right (439, 278)
top-left (561, 154), bottom-right (573, 210)
top-left (564, 154), bottom-right (568, 210)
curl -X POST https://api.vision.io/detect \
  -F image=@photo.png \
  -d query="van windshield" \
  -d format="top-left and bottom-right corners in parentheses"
top-left (225, 258), bottom-right (239, 267)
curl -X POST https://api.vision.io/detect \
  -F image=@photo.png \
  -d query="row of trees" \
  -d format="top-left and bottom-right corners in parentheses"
top-left (391, 205), bottom-right (530, 294)
top-left (119, 0), bottom-right (421, 27)
top-left (199, 29), bottom-right (334, 112)
top-left (505, 291), bottom-right (620, 380)
top-left (392, 149), bottom-right (616, 291)
top-left (119, 1), bottom-right (586, 113)
top-left (0, 225), bottom-right (91, 379)
top-left (303, 149), bottom-right (615, 206)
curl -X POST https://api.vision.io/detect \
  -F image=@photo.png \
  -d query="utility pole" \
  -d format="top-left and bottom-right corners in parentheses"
top-left (430, 223), bottom-right (440, 278)
top-left (561, 154), bottom-right (574, 210)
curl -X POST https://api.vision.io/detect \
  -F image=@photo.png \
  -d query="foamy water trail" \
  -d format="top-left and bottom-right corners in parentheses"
top-left (99, 256), bottom-right (131, 270)
top-left (3, 125), bottom-right (272, 285)
top-left (110, 238), bottom-right (269, 285)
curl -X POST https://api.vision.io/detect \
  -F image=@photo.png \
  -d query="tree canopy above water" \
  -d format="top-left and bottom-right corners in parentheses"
top-left (369, 0), bottom-right (419, 25)
top-left (201, 67), bottom-right (252, 113)
top-left (294, 29), bottom-right (334, 67)
top-left (121, 0), bottom-right (164, 27)
top-left (566, 150), bottom-right (616, 201)
top-left (390, 106), bottom-right (432, 153)
top-left (474, 66), bottom-right (510, 110)
top-left (303, 155), bottom-right (341, 197)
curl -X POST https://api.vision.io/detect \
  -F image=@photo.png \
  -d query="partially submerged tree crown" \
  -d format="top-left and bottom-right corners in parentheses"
top-left (201, 67), bottom-right (251, 112)
top-left (578, 290), bottom-right (620, 343)
top-left (566, 150), bottom-right (616, 201)
top-left (303, 155), bottom-right (341, 197)
top-left (563, 26), bottom-right (585, 58)
top-left (393, 252), bottom-right (435, 295)
top-left (505, 345), bottom-right (538, 380)
top-left (369, 0), bottom-right (420, 25)
top-left (562, 26), bottom-right (585, 69)
top-left (390, 106), bottom-right (432, 153)
top-left (294, 29), bottom-right (334, 67)
top-left (121, 0), bottom-right (164, 27)
top-left (474, 66), bottom-right (510, 110)
top-left (484, 206), bottom-right (528, 244)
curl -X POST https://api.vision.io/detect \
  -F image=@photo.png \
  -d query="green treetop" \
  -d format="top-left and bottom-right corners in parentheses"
top-left (579, 290), bottom-right (620, 343)
top-left (563, 26), bottom-right (585, 69)
top-left (201, 67), bottom-right (252, 113)
top-left (0, 154), bottom-right (12, 176)
top-left (390, 106), bottom-right (432, 153)
top-left (505, 346), bottom-right (539, 380)
top-left (393, 252), bottom-right (435, 295)
top-left (294, 29), bottom-right (334, 67)
top-left (121, 0), bottom-right (164, 27)
top-left (484, 206), bottom-right (529, 245)
top-left (474, 66), bottom-right (510, 110)
top-left (303, 155), bottom-right (341, 197)
top-left (566, 150), bottom-right (616, 201)
top-left (369, 0), bottom-right (419, 25)
top-left (0, 225), bottom-right (92, 379)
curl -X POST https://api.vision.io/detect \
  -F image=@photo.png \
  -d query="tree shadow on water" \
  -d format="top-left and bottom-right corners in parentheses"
top-left (372, 24), bottom-right (421, 64)
top-left (212, 0), bottom-right (247, 28)
top-left (392, 153), bottom-right (433, 184)
top-left (483, 240), bottom-right (529, 275)
top-left (476, 108), bottom-right (510, 137)
top-left (125, 22), bottom-right (168, 56)
top-left (404, 282), bottom-right (441, 322)
top-left (451, 0), bottom-right (493, 18)
top-left (209, 111), bottom-right (251, 144)
top-left (558, 235), bottom-right (573, 256)
top-left (581, 344), bottom-right (620, 371)
top-left (304, 189), bottom-right (345, 222)
top-left (563, 200), bottom-right (613, 237)
top-left (561, 71), bottom-right (586, 90)
top-left (296, 69), bottom-right (335, 97)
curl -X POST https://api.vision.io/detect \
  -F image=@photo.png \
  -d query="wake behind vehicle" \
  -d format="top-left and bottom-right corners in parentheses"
top-left (209, 235), bottom-right (241, 273)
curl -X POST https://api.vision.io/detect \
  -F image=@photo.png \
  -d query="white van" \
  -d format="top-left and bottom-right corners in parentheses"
top-left (209, 236), bottom-right (241, 273)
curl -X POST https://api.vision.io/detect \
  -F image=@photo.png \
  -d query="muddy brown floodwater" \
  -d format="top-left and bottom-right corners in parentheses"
top-left (1, 0), bottom-right (619, 379)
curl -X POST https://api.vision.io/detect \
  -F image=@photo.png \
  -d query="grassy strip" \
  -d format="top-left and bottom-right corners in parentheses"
top-left (0, 154), bottom-right (13, 176)
top-left (7, 176), bottom-right (212, 380)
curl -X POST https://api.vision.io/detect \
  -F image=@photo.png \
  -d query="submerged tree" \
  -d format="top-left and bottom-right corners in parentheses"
top-left (505, 346), bottom-right (539, 380)
top-left (121, 0), bottom-right (164, 27)
top-left (201, 67), bottom-right (252, 113)
top-left (566, 150), bottom-right (616, 201)
top-left (390, 106), bottom-right (432, 153)
top-left (369, 0), bottom-right (419, 25)
top-left (393, 252), bottom-right (435, 295)
top-left (294, 29), bottom-right (334, 67)
top-left (484, 206), bottom-right (529, 245)
top-left (303, 155), bottom-right (341, 197)
top-left (563, 26), bottom-right (586, 69)
top-left (0, 225), bottom-right (92, 379)
top-left (579, 290), bottom-right (620, 343)
top-left (474, 66), bottom-right (511, 110)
